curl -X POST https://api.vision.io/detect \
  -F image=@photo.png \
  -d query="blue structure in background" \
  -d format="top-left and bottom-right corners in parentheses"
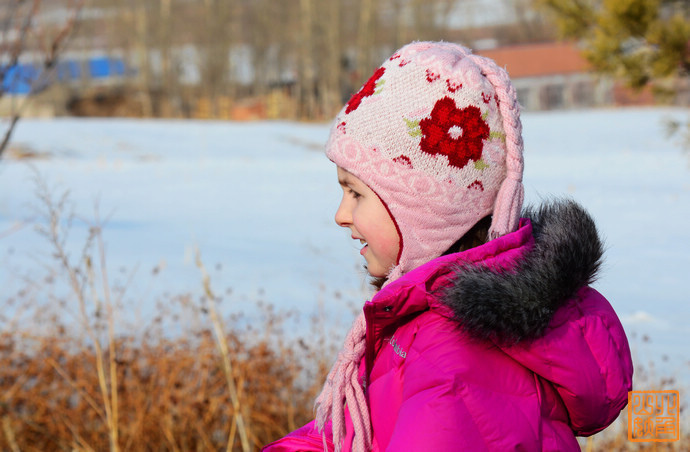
top-left (57, 60), bottom-right (81, 81)
top-left (1, 64), bottom-right (38, 94)
top-left (1, 56), bottom-right (130, 94)
top-left (88, 57), bottom-right (127, 78)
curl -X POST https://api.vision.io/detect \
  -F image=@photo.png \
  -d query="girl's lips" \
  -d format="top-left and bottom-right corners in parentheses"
top-left (353, 236), bottom-right (367, 255)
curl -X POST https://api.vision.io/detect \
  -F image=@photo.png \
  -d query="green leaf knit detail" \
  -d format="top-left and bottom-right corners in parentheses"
top-left (489, 130), bottom-right (506, 141)
top-left (474, 159), bottom-right (489, 170)
top-left (405, 118), bottom-right (422, 137)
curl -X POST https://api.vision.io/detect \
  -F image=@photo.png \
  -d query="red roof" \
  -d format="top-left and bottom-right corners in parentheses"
top-left (478, 42), bottom-right (591, 78)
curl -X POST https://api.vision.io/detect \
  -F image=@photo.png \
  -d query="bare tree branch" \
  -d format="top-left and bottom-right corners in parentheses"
top-left (0, 0), bottom-right (82, 159)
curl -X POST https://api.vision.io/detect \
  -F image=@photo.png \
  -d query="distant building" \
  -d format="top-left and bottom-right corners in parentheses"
top-left (2, 53), bottom-right (131, 95)
top-left (478, 42), bottom-right (616, 111)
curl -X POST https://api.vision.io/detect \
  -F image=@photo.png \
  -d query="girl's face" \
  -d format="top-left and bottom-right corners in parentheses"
top-left (335, 167), bottom-right (400, 278)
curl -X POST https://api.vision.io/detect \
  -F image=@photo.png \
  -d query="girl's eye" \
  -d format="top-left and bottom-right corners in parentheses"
top-left (348, 188), bottom-right (361, 199)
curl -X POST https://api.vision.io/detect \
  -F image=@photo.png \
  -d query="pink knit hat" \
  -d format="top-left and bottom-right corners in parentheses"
top-left (326, 41), bottom-right (525, 282)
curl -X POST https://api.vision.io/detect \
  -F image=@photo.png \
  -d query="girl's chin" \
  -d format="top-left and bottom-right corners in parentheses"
top-left (364, 263), bottom-right (388, 279)
top-left (363, 251), bottom-right (395, 278)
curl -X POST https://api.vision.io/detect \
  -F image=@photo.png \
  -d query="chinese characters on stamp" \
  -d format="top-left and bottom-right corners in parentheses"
top-left (628, 390), bottom-right (679, 442)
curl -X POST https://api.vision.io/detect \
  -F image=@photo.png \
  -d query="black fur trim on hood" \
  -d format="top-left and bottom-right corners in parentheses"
top-left (443, 199), bottom-right (604, 345)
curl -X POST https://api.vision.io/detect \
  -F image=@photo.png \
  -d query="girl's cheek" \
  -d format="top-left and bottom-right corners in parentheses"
top-left (385, 238), bottom-right (400, 258)
top-left (373, 231), bottom-right (399, 255)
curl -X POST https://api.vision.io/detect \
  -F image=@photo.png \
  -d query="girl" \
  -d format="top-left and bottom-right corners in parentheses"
top-left (263, 41), bottom-right (633, 451)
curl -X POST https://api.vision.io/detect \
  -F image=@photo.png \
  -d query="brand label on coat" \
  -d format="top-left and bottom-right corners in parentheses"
top-left (386, 334), bottom-right (407, 359)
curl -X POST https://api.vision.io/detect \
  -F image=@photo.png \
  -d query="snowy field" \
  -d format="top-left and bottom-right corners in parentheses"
top-left (1, 108), bottom-right (689, 383)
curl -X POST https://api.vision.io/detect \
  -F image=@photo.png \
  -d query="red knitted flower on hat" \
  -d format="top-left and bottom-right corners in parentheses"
top-left (419, 97), bottom-right (490, 169)
top-left (345, 67), bottom-right (385, 114)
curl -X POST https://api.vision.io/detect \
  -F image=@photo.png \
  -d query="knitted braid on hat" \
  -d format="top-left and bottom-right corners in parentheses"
top-left (464, 53), bottom-right (525, 240)
top-left (314, 313), bottom-right (370, 452)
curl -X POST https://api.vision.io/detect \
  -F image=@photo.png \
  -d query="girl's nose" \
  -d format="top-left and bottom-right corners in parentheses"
top-left (335, 197), bottom-right (351, 227)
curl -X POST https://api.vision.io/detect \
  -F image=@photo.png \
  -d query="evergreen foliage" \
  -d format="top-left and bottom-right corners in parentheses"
top-left (538, 0), bottom-right (690, 94)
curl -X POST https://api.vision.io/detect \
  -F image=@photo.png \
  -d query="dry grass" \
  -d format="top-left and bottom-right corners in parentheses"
top-left (0, 314), bottom-right (326, 451)
top-left (0, 180), bottom-right (331, 451)
top-left (0, 243), bottom-right (331, 451)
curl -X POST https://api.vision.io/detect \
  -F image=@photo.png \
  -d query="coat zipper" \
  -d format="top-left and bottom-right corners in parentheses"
top-left (363, 301), bottom-right (376, 391)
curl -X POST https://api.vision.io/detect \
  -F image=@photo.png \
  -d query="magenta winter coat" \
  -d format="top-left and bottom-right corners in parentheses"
top-left (264, 201), bottom-right (633, 451)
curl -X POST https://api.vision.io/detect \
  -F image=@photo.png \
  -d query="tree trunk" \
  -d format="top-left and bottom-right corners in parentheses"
top-left (356, 0), bottom-right (374, 85)
top-left (135, 3), bottom-right (153, 117)
top-left (320, 0), bottom-right (342, 116)
top-left (299, 0), bottom-right (316, 118)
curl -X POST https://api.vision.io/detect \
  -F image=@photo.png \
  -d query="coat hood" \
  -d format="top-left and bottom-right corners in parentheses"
top-left (443, 199), bottom-right (604, 344)
top-left (370, 199), bottom-right (631, 436)
top-left (439, 199), bottom-right (631, 435)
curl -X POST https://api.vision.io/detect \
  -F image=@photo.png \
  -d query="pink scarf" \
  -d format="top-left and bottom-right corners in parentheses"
top-left (314, 312), bottom-right (371, 452)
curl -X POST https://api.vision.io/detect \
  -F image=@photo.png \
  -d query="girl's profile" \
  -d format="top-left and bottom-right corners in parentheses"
top-left (263, 41), bottom-right (633, 452)
top-left (335, 167), bottom-right (400, 278)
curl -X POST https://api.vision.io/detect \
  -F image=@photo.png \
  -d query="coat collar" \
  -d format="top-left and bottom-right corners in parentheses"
top-left (366, 200), bottom-right (604, 345)
top-left (365, 217), bottom-right (534, 329)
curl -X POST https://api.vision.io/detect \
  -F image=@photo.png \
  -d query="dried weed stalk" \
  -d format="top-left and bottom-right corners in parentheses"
top-left (196, 249), bottom-right (251, 452)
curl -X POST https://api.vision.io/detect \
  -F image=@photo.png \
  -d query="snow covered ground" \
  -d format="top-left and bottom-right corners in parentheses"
top-left (1, 108), bottom-right (689, 383)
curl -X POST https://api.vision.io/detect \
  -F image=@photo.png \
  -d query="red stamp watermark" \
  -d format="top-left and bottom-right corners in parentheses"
top-left (628, 390), bottom-right (679, 442)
